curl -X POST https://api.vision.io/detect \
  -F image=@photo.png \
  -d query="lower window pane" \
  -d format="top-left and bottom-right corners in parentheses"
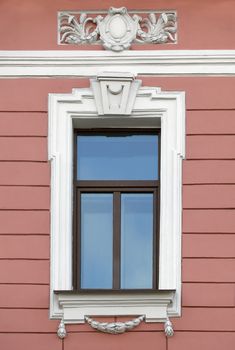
top-left (121, 194), bottom-right (153, 289)
top-left (81, 193), bottom-right (113, 289)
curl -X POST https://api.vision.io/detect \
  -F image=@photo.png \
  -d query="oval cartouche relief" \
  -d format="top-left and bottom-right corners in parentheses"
top-left (108, 15), bottom-right (127, 39)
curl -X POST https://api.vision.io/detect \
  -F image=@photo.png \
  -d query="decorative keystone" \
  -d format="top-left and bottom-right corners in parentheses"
top-left (91, 71), bottom-right (141, 115)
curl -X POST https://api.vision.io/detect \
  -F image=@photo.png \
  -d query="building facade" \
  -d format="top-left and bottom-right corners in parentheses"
top-left (0, 1), bottom-right (235, 349)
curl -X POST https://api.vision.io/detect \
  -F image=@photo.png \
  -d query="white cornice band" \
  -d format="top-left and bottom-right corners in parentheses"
top-left (0, 50), bottom-right (235, 77)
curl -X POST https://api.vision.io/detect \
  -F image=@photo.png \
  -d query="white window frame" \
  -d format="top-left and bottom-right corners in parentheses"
top-left (48, 72), bottom-right (185, 324)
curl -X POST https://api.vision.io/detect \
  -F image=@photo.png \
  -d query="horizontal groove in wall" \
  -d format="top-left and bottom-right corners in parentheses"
top-left (183, 281), bottom-right (235, 284)
top-left (187, 133), bottom-right (235, 136)
top-left (0, 185), bottom-right (49, 187)
top-left (183, 232), bottom-right (235, 235)
top-left (185, 158), bottom-right (235, 161)
top-left (181, 306), bottom-right (235, 309)
top-left (183, 183), bottom-right (235, 186)
top-left (183, 208), bottom-right (235, 210)
top-left (0, 160), bottom-right (48, 163)
top-left (187, 108), bottom-right (235, 111)
top-left (0, 111), bottom-right (47, 113)
top-left (183, 257), bottom-right (235, 260)
top-left (0, 136), bottom-right (47, 138)
top-left (187, 134), bottom-right (235, 137)
top-left (0, 209), bottom-right (49, 211)
top-left (0, 233), bottom-right (49, 236)
top-left (0, 307), bottom-right (49, 310)
top-left (0, 186), bottom-right (50, 190)
top-left (0, 283), bottom-right (49, 285)
top-left (0, 258), bottom-right (49, 261)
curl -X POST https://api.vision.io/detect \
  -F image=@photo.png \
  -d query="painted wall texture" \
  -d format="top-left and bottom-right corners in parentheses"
top-left (0, 0), bottom-right (235, 350)
top-left (0, 0), bottom-right (235, 50)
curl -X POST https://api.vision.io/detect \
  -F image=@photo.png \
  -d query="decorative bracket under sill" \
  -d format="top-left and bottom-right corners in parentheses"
top-left (57, 318), bottom-right (67, 339)
top-left (57, 316), bottom-right (174, 338)
top-left (164, 318), bottom-right (174, 337)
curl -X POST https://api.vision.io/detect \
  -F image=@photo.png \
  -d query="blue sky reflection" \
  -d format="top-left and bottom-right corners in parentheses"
top-left (121, 193), bottom-right (153, 289)
top-left (81, 193), bottom-right (113, 289)
top-left (77, 134), bottom-right (158, 180)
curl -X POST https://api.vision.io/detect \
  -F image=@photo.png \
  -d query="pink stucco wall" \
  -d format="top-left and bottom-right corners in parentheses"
top-left (0, 77), bottom-right (234, 350)
top-left (0, 0), bottom-right (234, 50)
top-left (0, 0), bottom-right (235, 349)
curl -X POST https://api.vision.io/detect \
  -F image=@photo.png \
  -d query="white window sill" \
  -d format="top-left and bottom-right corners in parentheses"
top-left (56, 290), bottom-right (176, 323)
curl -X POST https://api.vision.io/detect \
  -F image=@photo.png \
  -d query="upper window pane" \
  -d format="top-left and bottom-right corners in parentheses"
top-left (77, 134), bottom-right (159, 180)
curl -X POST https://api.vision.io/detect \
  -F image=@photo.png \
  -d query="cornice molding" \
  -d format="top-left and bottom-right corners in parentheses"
top-left (0, 50), bottom-right (235, 77)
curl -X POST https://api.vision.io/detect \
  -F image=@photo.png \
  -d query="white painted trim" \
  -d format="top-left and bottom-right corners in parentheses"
top-left (58, 292), bottom-right (175, 324)
top-left (1, 50), bottom-right (235, 77)
top-left (48, 75), bottom-right (185, 323)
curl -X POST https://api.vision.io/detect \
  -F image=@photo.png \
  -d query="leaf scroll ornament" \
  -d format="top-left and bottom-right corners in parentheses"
top-left (59, 12), bottom-right (101, 44)
top-left (136, 12), bottom-right (177, 43)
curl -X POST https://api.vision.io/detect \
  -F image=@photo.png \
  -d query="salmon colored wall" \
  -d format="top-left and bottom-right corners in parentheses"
top-left (1, 0), bottom-right (235, 349)
top-left (0, 77), bottom-right (235, 350)
top-left (0, 0), bottom-right (235, 50)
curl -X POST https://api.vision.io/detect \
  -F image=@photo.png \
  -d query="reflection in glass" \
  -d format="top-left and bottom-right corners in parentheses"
top-left (121, 194), bottom-right (153, 289)
top-left (77, 134), bottom-right (158, 180)
top-left (81, 194), bottom-right (113, 289)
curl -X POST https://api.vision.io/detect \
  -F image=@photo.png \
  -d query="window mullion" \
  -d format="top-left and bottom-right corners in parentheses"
top-left (113, 191), bottom-right (121, 290)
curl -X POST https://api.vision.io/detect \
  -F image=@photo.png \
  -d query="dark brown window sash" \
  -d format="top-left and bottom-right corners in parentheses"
top-left (73, 129), bottom-right (160, 292)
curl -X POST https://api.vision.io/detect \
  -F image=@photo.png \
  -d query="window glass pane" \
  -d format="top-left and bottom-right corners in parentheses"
top-left (77, 134), bottom-right (158, 180)
top-left (121, 193), bottom-right (153, 289)
top-left (81, 194), bottom-right (113, 289)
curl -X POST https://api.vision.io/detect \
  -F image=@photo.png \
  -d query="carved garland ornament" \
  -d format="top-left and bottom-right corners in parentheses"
top-left (85, 315), bottom-right (145, 334)
top-left (59, 7), bottom-right (177, 51)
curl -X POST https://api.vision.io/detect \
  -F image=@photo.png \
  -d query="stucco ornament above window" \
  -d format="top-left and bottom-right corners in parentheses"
top-left (59, 7), bottom-right (177, 51)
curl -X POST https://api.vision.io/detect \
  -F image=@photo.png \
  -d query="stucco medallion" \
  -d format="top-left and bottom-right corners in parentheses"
top-left (97, 7), bottom-right (139, 51)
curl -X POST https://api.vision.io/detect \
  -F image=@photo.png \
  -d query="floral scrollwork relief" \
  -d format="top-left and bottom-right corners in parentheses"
top-left (59, 7), bottom-right (177, 51)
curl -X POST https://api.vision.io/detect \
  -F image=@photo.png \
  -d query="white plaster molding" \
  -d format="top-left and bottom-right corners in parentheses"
top-left (164, 318), bottom-right (174, 337)
top-left (0, 50), bottom-right (235, 77)
top-left (57, 318), bottom-right (67, 339)
top-left (49, 73), bottom-right (185, 323)
top-left (57, 292), bottom-right (175, 324)
top-left (91, 72), bottom-right (141, 115)
top-left (84, 315), bottom-right (145, 334)
top-left (59, 8), bottom-right (176, 51)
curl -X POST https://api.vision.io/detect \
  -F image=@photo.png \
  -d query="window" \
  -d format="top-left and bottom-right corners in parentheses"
top-left (73, 130), bottom-right (160, 291)
top-left (49, 72), bottom-right (185, 324)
